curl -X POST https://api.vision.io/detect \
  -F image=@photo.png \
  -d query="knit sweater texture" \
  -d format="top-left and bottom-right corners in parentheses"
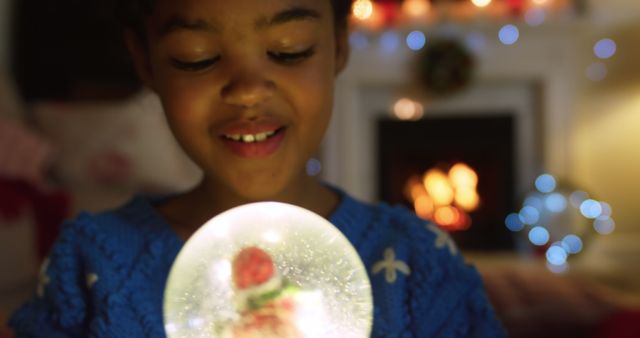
top-left (10, 190), bottom-right (505, 337)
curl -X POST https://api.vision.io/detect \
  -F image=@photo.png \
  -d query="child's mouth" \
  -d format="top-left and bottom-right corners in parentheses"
top-left (220, 127), bottom-right (286, 158)
top-left (222, 128), bottom-right (281, 143)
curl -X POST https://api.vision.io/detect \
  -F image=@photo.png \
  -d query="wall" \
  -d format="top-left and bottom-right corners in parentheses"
top-left (0, 0), bottom-right (11, 67)
top-left (570, 1), bottom-right (640, 284)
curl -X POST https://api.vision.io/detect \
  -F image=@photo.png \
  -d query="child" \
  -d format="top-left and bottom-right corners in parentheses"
top-left (9, 0), bottom-right (506, 337)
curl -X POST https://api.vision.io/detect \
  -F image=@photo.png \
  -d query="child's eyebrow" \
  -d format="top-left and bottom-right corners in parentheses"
top-left (157, 6), bottom-right (322, 37)
top-left (255, 6), bottom-right (322, 30)
top-left (158, 17), bottom-right (219, 37)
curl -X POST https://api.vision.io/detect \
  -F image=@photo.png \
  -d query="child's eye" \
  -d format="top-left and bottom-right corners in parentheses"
top-left (171, 56), bottom-right (221, 72)
top-left (267, 47), bottom-right (316, 65)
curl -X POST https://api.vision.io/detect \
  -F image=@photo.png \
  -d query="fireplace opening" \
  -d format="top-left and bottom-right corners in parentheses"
top-left (378, 114), bottom-right (516, 251)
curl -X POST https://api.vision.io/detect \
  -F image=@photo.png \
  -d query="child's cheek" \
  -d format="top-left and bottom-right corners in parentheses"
top-left (158, 74), bottom-right (220, 114)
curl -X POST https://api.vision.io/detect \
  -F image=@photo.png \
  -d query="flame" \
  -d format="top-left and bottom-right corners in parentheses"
top-left (414, 195), bottom-right (435, 220)
top-left (455, 187), bottom-right (480, 211)
top-left (449, 163), bottom-right (478, 189)
top-left (405, 162), bottom-right (479, 231)
top-left (434, 206), bottom-right (459, 226)
top-left (423, 169), bottom-right (455, 206)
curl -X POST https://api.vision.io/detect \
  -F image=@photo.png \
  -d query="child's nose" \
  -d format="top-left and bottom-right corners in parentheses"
top-left (221, 72), bottom-right (276, 108)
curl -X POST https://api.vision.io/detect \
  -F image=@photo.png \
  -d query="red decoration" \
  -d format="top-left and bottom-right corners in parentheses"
top-left (233, 246), bottom-right (276, 289)
top-left (0, 178), bottom-right (70, 259)
top-left (379, 1), bottom-right (401, 26)
top-left (506, 0), bottom-right (525, 16)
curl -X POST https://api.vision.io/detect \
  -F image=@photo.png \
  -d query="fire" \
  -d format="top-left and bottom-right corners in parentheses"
top-left (404, 162), bottom-right (480, 231)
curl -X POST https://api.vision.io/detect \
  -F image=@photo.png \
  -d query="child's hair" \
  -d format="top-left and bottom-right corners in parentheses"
top-left (116, 0), bottom-right (353, 42)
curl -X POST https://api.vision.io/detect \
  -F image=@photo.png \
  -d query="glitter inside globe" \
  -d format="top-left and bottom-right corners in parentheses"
top-left (163, 202), bottom-right (373, 338)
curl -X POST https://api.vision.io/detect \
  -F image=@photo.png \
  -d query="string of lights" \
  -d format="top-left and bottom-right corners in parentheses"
top-left (349, 0), bottom-right (579, 30)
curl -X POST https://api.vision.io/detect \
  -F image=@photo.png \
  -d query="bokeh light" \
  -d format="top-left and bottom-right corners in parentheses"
top-left (499, 24), bottom-right (520, 45)
top-left (524, 7), bottom-right (546, 26)
top-left (524, 195), bottom-right (544, 210)
top-left (529, 226), bottom-right (550, 246)
top-left (406, 30), bottom-right (427, 51)
top-left (508, 178), bottom-right (614, 272)
top-left (580, 199), bottom-right (603, 219)
top-left (545, 193), bottom-right (567, 213)
top-left (349, 31), bottom-right (369, 50)
top-left (547, 261), bottom-right (569, 274)
top-left (465, 31), bottom-right (487, 54)
top-left (535, 174), bottom-right (557, 193)
top-left (471, 0), bottom-right (492, 8)
top-left (393, 98), bottom-right (424, 120)
top-left (352, 0), bottom-right (374, 20)
top-left (594, 217), bottom-right (615, 235)
top-left (594, 38), bottom-right (617, 59)
top-left (546, 245), bottom-right (568, 265)
top-left (402, 0), bottom-right (430, 19)
top-left (306, 158), bottom-right (322, 177)
top-left (562, 235), bottom-right (583, 254)
top-left (352, 0), bottom-right (384, 30)
top-left (519, 206), bottom-right (540, 225)
top-left (599, 202), bottom-right (612, 218)
top-left (380, 31), bottom-right (402, 53)
top-left (505, 213), bottom-right (525, 232)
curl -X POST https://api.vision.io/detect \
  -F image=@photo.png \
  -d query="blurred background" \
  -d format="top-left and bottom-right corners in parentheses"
top-left (1, 0), bottom-right (639, 337)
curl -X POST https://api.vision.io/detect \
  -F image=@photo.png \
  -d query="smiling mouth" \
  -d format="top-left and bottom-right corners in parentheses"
top-left (222, 128), bottom-right (284, 143)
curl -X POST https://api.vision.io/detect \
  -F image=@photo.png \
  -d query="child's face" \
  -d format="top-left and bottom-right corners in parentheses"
top-left (130, 0), bottom-right (348, 200)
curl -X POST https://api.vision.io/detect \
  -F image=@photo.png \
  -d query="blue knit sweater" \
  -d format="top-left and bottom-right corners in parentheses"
top-left (10, 190), bottom-right (505, 337)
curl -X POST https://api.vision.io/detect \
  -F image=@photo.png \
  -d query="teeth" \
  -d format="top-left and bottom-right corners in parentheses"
top-left (225, 130), bottom-right (278, 143)
top-left (242, 134), bottom-right (255, 143)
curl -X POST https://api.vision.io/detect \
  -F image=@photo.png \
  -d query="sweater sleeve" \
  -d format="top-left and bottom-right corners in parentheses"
top-left (9, 220), bottom-right (89, 337)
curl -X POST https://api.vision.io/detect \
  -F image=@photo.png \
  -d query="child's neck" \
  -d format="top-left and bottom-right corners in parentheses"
top-left (157, 176), bottom-right (340, 242)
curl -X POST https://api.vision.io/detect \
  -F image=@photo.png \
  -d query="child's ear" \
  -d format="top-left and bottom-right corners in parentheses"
top-left (334, 27), bottom-right (350, 75)
top-left (124, 30), bottom-right (155, 91)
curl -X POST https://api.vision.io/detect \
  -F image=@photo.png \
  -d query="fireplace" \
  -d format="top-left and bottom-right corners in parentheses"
top-left (378, 114), bottom-right (516, 250)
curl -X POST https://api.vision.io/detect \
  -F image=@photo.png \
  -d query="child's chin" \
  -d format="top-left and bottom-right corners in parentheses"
top-left (234, 185), bottom-right (289, 203)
